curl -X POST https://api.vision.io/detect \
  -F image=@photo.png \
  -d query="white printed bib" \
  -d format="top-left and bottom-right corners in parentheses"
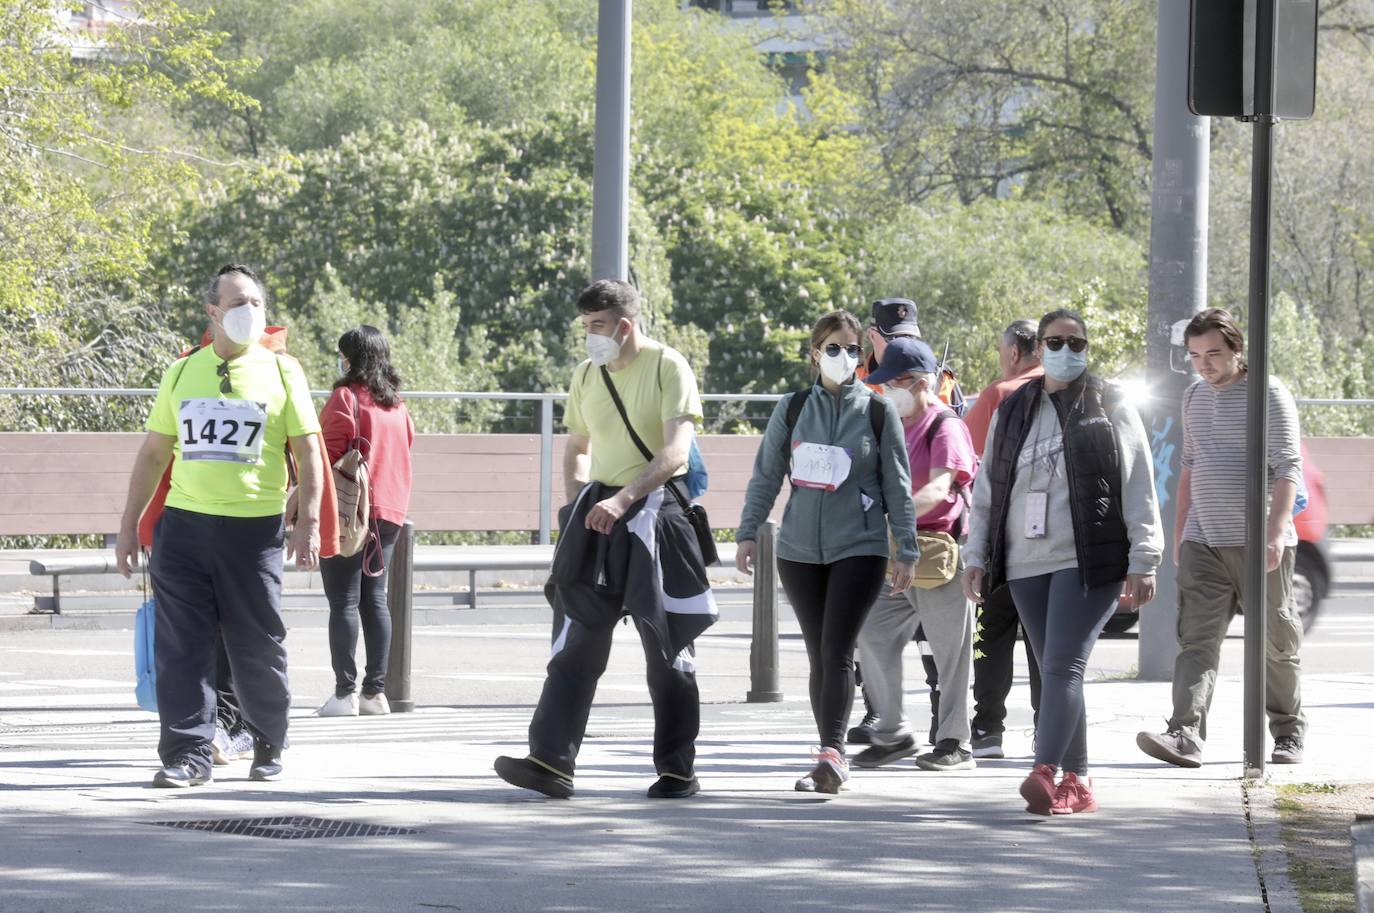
top-left (177, 398), bottom-right (269, 464)
top-left (791, 442), bottom-right (852, 491)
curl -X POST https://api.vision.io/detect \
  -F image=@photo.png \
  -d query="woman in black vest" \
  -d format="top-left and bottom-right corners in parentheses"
top-left (962, 309), bottom-right (1162, 816)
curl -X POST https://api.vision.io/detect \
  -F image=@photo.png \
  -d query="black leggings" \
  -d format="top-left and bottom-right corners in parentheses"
top-left (778, 555), bottom-right (889, 753)
top-left (320, 519), bottom-right (401, 696)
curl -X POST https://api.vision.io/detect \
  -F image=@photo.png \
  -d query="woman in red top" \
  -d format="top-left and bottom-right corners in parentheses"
top-left (317, 326), bottom-right (415, 717)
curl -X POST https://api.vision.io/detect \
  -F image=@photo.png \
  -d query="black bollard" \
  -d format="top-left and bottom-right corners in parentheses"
top-left (747, 520), bottom-right (783, 702)
top-left (384, 519), bottom-right (415, 712)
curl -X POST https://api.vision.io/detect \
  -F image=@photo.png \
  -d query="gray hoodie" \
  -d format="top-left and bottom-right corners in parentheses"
top-left (737, 379), bottom-right (919, 565)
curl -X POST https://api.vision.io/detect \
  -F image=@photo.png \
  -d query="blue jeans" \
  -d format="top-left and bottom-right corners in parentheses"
top-left (1009, 570), bottom-right (1121, 774)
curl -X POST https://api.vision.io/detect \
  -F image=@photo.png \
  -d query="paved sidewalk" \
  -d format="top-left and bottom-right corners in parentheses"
top-left (2, 620), bottom-right (1371, 913)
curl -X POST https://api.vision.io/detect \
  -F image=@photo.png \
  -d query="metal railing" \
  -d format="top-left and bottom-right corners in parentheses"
top-left (0, 387), bottom-right (790, 545)
top-left (4, 386), bottom-right (1371, 543)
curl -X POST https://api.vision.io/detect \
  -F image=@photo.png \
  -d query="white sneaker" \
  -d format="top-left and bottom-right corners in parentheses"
top-left (358, 692), bottom-right (391, 716)
top-left (317, 693), bottom-right (359, 717)
top-left (211, 725), bottom-right (233, 766)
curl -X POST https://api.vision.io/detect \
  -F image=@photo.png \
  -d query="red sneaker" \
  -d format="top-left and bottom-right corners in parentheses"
top-left (1019, 763), bottom-right (1058, 816)
top-left (1051, 771), bottom-right (1098, 815)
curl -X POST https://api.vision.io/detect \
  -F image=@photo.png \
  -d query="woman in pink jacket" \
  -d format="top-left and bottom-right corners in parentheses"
top-left (317, 326), bottom-right (414, 717)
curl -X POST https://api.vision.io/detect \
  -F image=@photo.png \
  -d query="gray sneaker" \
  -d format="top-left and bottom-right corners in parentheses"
top-left (915, 744), bottom-right (975, 771)
top-left (1136, 727), bottom-right (1203, 768)
top-left (1270, 735), bottom-right (1303, 765)
top-left (971, 731), bottom-right (1005, 759)
top-left (853, 734), bottom-right (919, 769)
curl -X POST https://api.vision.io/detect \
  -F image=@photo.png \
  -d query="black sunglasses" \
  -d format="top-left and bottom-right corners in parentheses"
top-left (216, 360), bottom-right (233, 395)
top-left (1040, 335), bottom-right (1089, 353)
top-left (823, 343), bottom-right (862, 359)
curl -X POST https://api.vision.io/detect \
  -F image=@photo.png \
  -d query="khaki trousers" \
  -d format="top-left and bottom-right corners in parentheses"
top-left (1169, 540), bottom-right (1306, 743)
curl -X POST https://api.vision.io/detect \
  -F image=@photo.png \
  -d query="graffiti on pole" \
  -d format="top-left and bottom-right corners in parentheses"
top-left (1149, 414), bottom-right (1178, 508)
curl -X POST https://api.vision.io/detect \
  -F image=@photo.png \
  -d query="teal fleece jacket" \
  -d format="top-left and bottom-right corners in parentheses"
top-left (736, 379), bottom-right (919, 566)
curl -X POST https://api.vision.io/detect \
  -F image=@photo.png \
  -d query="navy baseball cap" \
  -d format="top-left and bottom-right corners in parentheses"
top-left (871, 297), bottom-right (920, 337)
top-left (866, 337), bottom-right (939, 385)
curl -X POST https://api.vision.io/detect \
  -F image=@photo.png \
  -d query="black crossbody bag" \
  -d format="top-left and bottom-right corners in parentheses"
top-left (599, 366), bottom-right (719, 567)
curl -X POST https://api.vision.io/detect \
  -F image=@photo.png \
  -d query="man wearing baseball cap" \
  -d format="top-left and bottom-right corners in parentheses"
top-left (850, 298), bottom-right (941, 748)
top-left (861, 298), bottom-right (921, 385)
top-left (854, 337), bottom-right (978, 771)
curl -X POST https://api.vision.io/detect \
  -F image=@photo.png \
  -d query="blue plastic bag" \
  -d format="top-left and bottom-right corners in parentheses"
top-left (1292, 473), bottom-right (1309, 517)
top-left (134, 596), bottom-right (158, 712)
top-left (686, 436), bottom-right (709, 500)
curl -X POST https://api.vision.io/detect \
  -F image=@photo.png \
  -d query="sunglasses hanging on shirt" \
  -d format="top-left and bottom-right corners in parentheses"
top-left (216, 360), bottom-right (233, 394)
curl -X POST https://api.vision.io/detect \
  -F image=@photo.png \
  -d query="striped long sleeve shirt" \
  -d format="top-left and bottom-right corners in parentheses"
top-left (1180, 374), bottom-right (1302, 548)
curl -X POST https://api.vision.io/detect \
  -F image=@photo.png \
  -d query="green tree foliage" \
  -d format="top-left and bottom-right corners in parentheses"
top-left (865, 198), bottom-right (1147, 391)
top-left (813, 0), bottom-right (1157, 233)
top-left (0, 0), bottom-right (254, 430)
top-left (177, 0), bottom-right (594, 157)
top-left (159, 0), bottom-right (867, 404)
top-left (1206, 6), bottom-right (1374, 416)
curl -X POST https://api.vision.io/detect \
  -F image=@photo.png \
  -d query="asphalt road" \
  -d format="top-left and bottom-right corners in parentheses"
top-left (1, 590), bottom-right (1369, 718)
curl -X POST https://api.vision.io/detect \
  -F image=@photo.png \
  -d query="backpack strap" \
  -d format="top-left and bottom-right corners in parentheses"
top-left (869, 394), bottom-right (885, 505)
top-left (783, 386), bottom-right (886, 504)
top-left (167, 345), bottom-right (202, 399)
top-left (782, 387), bottom-right (812, 485)
top-left (921, 408), bottom-right (971, 538)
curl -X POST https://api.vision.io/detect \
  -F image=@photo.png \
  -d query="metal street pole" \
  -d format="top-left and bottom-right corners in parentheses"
top-left (1242, 0), bottom-right (1280, 780)
top-left (591, 0), bottom-right (631, 282)
top-left (1139, 0), bottom-right (1210, 681)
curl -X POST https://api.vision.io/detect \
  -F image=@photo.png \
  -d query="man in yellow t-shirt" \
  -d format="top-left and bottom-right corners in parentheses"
top-left (495, 279), bottom-right (717, 801)
top-left (114, 264), bottom-right (324, 789)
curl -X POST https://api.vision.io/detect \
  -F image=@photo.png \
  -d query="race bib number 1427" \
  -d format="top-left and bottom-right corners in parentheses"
top-left (178, 398), bottom-right (268, 464)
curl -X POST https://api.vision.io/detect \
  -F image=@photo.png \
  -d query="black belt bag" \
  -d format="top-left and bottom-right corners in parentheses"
top-left (600, 366), bottom-right (719, 567)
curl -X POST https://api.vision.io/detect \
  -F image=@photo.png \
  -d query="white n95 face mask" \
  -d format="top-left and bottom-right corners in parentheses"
top-left (221, 304), bottom-right (266, 346)
top-left (585, 330), bottom-right (622, 367)
top-left (818, 350), bottom-right (858, 385)
top-left (884, 385), bottom-right (916, 417)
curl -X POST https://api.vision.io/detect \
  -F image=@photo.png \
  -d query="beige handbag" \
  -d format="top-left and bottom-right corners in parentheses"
top-left (331, 441), bottom-right (371, 558)
top-left (913, 530), bottom-right (960, 589)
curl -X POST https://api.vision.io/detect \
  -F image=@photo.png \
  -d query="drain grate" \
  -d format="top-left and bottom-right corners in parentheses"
top-left (147, 816), bottom-right (417, 840)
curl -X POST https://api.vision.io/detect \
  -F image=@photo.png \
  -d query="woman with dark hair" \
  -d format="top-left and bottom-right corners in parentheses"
top-left (736, 309), bottom-right (919, 794)
top-left (317, 325), bottom-right (414, 717)
top-left (962, 308), bottom-right (1162, 815)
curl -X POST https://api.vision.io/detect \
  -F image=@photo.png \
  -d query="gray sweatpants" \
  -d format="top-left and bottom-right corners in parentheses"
top-left (1169, 541), bottom-right (1305, 743)
top-left (856, 571), bottom-right (974, 749)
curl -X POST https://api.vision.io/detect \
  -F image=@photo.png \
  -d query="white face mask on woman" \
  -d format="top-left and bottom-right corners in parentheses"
top-left (817, 346), bottom-right (859, 385)
top-left (219, 304), bottom-right (266, 346)
top-left (1042, 346), bottom-right (1088, 383)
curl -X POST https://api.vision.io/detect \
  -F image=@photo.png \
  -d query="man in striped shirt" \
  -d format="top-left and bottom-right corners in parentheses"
top-left (1137, 308), bottom-right (1307, 768)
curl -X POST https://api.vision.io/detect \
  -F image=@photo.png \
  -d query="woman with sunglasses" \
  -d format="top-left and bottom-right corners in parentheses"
top-left (737, 310), bottom-right (919, 794)
top-left (962, 308), bottom-right (1162, 815)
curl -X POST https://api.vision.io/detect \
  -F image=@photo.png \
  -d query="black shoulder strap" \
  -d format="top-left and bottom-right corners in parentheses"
top-left (922, 408), bottom-right (971, 536)
top-left (601, 366), bottom-right (655, 463)
top-left (869, 394), bottom-right (885, 500)
top-left (599, 365), bottom-right (692, 512)
top-left (785, 386), bottom-right (811, 435)
top-left (923, 410), bottom-right (949, 452)
top-left (782, 387), bottom-right (811, 483)
top-left (168, 345), bottom-right (202, 398)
